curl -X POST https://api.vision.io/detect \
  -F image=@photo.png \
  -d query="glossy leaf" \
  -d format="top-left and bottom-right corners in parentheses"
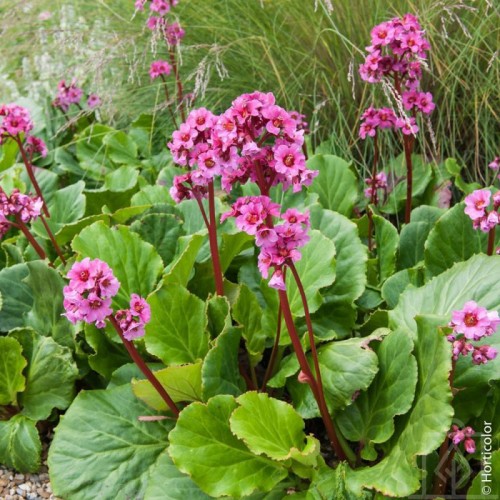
top-left (145, 283), bottom-right (209, 366)
top-left (0, 415), bottom-right (41, 473)
top-left (309, 155), bottom-right (359, 216)
top-left (133, 362), bottom-right (203, 410)
top-left (168, 395), bottom-right (287, 497)
top-left (10, 328), bottom-right (78, 421)
top-left (0, 264), bottom-right (33, 331)
top-left (48, 384), bottom-right (174, 500)
top-left (0, 336), bottom-right (27, 405)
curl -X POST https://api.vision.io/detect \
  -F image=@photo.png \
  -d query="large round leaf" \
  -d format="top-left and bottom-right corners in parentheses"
top-left (72, 221), bottom-right (163, 309)
top-left (0, 264), bottom-right (32, 331)
top-left (168, 395), bottom-right (287, 498)
top-left (10, 328), bottom-right (78, 420)
top-left (308, 154), bottom-right (359, 216)
top-left (48, 384), bottom-right (173, 500)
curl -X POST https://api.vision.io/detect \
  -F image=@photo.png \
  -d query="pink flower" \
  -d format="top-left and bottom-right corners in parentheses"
top-left (450, 300), bottom-right (496, 340)
top-left (0, 104), bottom-right (34, 137)
top-left (25, 136), bottom-right (48, 158)
top-left (273, 144), bottom-right (304, 175)
top-left (449, 425), bottom-right (475, 453)
top-left (464, 189), bottom-right (491, 221)
top-left (416, 92), bottom-right (435, 114)
top-left (359, 121), bottom-right (377, 139)
top-left (489, 157), bottom-right (500, 170)
top-left (150, 0), bottom-right (170, 16)
top-left (130, 294), bottom-right (151, 323)
top-left (87, 94), bottom-right (101, 108)
top-left (472, 345), bottom-right (497, 365)
top-left (149, 60), bottom-right (171, 79)
top-left (268, 269), bottom-right (286, 290)
top-left (396, 116), bottom-right (419, 135)
top-left (81, 293), bottom-right (113, 324)
top-left (166, 22), bottom-right (185, 45)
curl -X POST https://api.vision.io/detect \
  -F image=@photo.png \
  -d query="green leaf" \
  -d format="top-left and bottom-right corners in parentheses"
top-left (206, 295), bottom-right (232, 338)
top-left (309, 155), bottom-right (359, 216)
top-left (424, 202), bottom-right (489, 277)
top-left (31, 181), bottom-right (86, 239)
top-left (337, 330), bottom-right (417, 452)
top-left (168, 395), bottom-right (287, 498)
top-left (75, 124), bottom-right (115, 180)
top-left (72, 221), bottom-right (163, 309)
top-left (145, 283), bottom-right (209, 365)
top-left (10, 328), bottom-right (78, 421)
top-left (233, 284), bottom-right (267, 356)
top-left (48, 384), bottom-right (174, 500)
top-left (390, 255), bottom-right (500, 340)
top-left (104, 165), bottom-right (139, 192)
top-left (310, 206), bottom-right (367, 304)
top-left (286, 230), bottom-right (336, 317)
top-left (0, 264), bottom-right (33, 331)
top-left (219, 232), bottom-right (254, 272)
top-left (381, 266), bottom-right (423, 309)
top-left (130, 213), bottom-right (184, 266)
top-left (0, 337), bottom-right (27, 405)
top-left (230, 392), bottom-right (320, 464)
top-left (131, 185), bottom-right (169, 206)
top-left (372, 214), bottom-right (399, 283)
top-left (346, 316), bottom-right (453, 497)
top-left (133, 362), bottom-right (203, 410)
top-left (85, 323), bottom-right (129, 380)
top-left (54, 214), bottom-right (109, 246)
top-left (102, 130), bottom-right (139, 165)
top-left (23, 261), bottom-right (74, 347)
top-left (397, 206), bottom-right (444, 269)
top-left (0, 139), bottom-right (19, 171)
top-left (202, 326), bottom-right (246, 399)
top-left (467, 449), bottom-right (500, 498)
top-left (0, 415), bottom-right (41, 473)
top-left (288, 331), bottom-right (385, 418)
top-left (164, 234), bottom-right (205, 286)
top-left (145, 452), bottom-right (211, 500)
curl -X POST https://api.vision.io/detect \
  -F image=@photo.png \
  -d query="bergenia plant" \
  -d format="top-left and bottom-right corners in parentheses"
top-left (359, 14), bottom-right (434, 224)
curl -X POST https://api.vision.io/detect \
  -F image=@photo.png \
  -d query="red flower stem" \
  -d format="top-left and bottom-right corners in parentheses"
top-left (403, 135), bottom-right (414, 224)
top-left (277, 287), bottom-right (349, 463)
top-left (193, 193), bottom-right (210, 229)
top-left (168, 49), bottom-right (186, 122)
top-left (15, 216), bottom-right (47, 261)
top-left (432, 358), bottom-right (457, 494)
top-left (14, 138), bottom-right (50, 217)
top-left (109, 316), bottom-right (180, 417)
top-left (487, 225), bottom-right (496, 256)
top-left (208, 182), bottom-right (225, 296)
top-left (160, 75), bottom-right (179, 129)
top-left (261, 301), bottom-right (283, 392)
top-left (39, 215), bottom-right (66, 264)
top-left (367, 133), bottom-right (379, 252)
top-left (288, 262), bottom-right (354, 464)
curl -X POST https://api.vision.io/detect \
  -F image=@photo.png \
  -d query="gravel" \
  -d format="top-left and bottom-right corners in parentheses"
top-left (0, 441), bottom-right (61, 500)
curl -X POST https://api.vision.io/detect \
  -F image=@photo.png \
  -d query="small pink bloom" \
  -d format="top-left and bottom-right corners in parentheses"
top-left (130, 294), bottom-right (151, 323)
top-left (269, 269), bottom-right (286, 290)
top-left (450, 300), bottom-right (493, 340)
top-left (488, 157), bottom-right (500, 170)
top-left (87, 94), bottom-right (101, 108)
top-left (396, 116), bottom-right (419, 135)
top-left (464, 189), bottom-right (491, 221)
top-left (149, 60), bottom-right (171, 79)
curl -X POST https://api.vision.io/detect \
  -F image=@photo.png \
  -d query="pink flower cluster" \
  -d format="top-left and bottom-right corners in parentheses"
top-left (222, 197), bottom-right (310, 290)
top-left (464, 189), bottom-right (500, 233)
top-left (115, 294), bottom-right (151, 340)
top-left (168, 92), bottom-right (315, 202)
top-left (0, 188), bottom-right (43, 238)
top-left (63, 258), bottom-right (120, 328)
top-left (0, 104), bottom-right (33, 140)
top-left (364, 171), bottom-right (387, 201)
top-left (448, 301), bottom-right (499, 365)
top-left (489, 156), bottom-right (500, 180)
top-left (358, 15), bottom-right (434, 140)
top-left (52, 80), bottom-right (101, 112)
top-left (136, 0), bottom-right (185, 46)
top-left (359, 14), bottom-right (430, 88)
top-left (149, 60), bottom-right (172, 79)
top-left (0, 104), bottom-right (48, 158)
top-left (449, 425), bottom-right (476, 454)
